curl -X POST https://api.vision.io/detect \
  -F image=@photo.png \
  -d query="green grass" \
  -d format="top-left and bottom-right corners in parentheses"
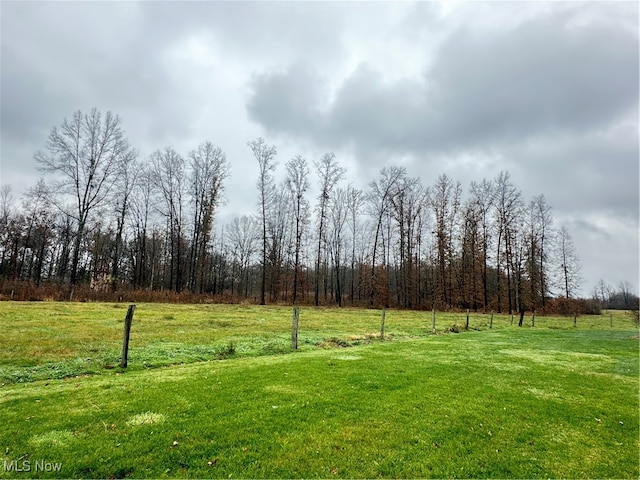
top-left (0, 302), bottom-right (633, 383)
top-left (0, 303), bottom-right (637, 478)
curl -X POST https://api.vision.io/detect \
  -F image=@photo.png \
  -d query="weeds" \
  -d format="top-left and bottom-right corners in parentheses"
top-left (216, 340), bottom-right (236, 359)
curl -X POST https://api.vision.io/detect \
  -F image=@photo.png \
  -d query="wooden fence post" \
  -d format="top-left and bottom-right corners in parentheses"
top-left (532, 310), bottom-right (536, 327)
top-left (490, 311), bottom-right (494, 329)
top-left (610, 312), bottom-right (613, 328)
top-left (432, 308), bottom-right (436, 334)
top-left (120, 304), bottom-right (136, 368)
top-left (573, 312), bottom-right (577, 328)
top-left (510, 313), bottom-right (514, 326)
top-left (380, 308), bottom-right (386, 340)
top-left (291, 306), bottom-right (300, 350)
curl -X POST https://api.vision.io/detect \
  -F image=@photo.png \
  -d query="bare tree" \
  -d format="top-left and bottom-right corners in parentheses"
top-left (389, 173), bottom-right (427, 308)
top-left (188, 141), bottom-right (230, 293)
top-left (620, 283), bottom-right (640, 327)
top-left (53, 210), bottom-right (74, 281)
top-left (227, 215), bottom-right (259, 298)
top-left (493, 171), bottom-right (523, 313)
top-left (35, 109), bottom-right (133, 284)
top-left (346, 186), bottom-right (364, 303)
top-left (249, 138), bottom-right (277, 305)
top-left (526, 195), bottom-right (554, 311)
top-left (367, 166), bottom-right (404, 306)
top-left (285, 155), bottom-right (310, 305)
top-left (0, 185), bottom-right (14, 274)
top-left (431, 174), bottom-right (461, 308)
top-left (111, 148), bottom-right (138, 291)
top-left (469, 179), bottom-right (494, 312)
top-left (618, 281), bottom-right (634, 309)
top-left (556, 226), bottom-right (582, 299)
top-left (266, 184), bottom-right (290, 301)
top-left (459, 198), bottom-right (482, 310)
top-left (150, 147), bottom-right (187, 292)
top-left (328, 187), bottom-right (349, 306)
top-left (510, 215), bottom-right (528, 315)
top-left (0, 185), bottom-right (12, 224)
top-left (313, 153), bottom-right (345, 306)
top-left (20, 180), bottom-right (56, 285)
top-left (130, 165), bottom-right (155, 289)
top-left (592, 278), bottom-right (613, 310)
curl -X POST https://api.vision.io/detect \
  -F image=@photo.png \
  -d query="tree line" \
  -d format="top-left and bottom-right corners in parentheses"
top-left (0, 109), bottom-right (633, 313)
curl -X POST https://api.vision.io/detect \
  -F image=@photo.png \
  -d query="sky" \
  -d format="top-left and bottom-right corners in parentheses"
top-left (0, 1), bottom-right (638, 296)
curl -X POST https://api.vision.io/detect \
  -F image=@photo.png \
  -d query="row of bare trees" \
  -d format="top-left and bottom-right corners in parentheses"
top-left (0, 109), bottom-right (615, 312)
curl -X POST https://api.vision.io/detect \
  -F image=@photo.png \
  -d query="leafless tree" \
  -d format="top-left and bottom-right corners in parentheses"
top-left (526, 195), bottom-right (554, 310)
top-left (592, 278), bottom-right (613, 310)
top-left (248, 138), bottom-right (277, 305)
top-left (35, 108), bottom-right (134, 284)
top-left (266, 184), bottom-right (290, 301)
top-left (20, 180), bottom-right (56, 285)
top-left (469, 179), bottom-right (494, 312)
top-left (0, 185), bottom-right (14, 272)
top-left (556, 225), bottom-right (582, 299)
top-left (150, 147), bottom-right (187, 292)
top-left (510, 215), bottom-right (528, 315)
top-left (459, 198), bottom-right (481, 310)
top-left (130, 165), bottom-right (156, 289)
top-left (618, 281), bottom-right (635, 309)
top-left (285, 155), bottom-right (310, 305)
top-left (389, 173), bottom-right (427, 308)
top-left (367, 166), bottom-right (404, 306)
top-left (493, 171), bottom-right (523, 313)
top-left (313, 153), bottom-right (345, 306)
top-left (188, 141), bottom-right (230, 293)
top-left (328, 187), bottom-right (349, 306)
top-left (0, 185), bottom-right (12, 224)
top-left (431, 174), bottom-right (461, 308)
top-left (346, 186), bottom-right (364, 303)
top-left (110, 148), bottom-right (138, 291)
top-left (227, 215), bottom-right (259, 298)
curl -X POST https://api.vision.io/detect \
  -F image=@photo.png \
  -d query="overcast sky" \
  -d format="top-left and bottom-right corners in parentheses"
top-left (1, 1), bottom-right (638, 295)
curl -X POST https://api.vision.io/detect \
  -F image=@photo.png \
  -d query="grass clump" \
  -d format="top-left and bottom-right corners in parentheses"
top-left (216, 340), bottom-right (236, 359)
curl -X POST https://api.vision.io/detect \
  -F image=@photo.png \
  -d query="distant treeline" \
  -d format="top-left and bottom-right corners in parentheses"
top-left (0, 109), bottom-right (636, 314)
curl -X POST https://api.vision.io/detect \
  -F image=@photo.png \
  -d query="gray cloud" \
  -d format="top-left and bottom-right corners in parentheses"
top-left (247, 3), bottom-right (637, 157)
top-left (431, 11), bottom-right (637, 144)
top-left (245, 1), bottom-right (639, 221)
top-left (1, 1), bottom-right (637, 293)
top-left (506, 121), bottom-right (639, 219)
top-left (247, 65), bottom-right (328, 138)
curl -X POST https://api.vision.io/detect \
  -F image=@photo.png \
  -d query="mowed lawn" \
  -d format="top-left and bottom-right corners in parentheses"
top-left (0, 303), bottom-right (638, 478)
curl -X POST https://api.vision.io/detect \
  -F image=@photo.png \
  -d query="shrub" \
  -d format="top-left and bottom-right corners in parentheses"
top-left (546, 297), bottom-right (601, 316)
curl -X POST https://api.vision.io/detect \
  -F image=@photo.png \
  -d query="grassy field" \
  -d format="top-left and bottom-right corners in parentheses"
top-left (0, 302), bottom-right (632, 383)
top-left (0, 302), bottom-right (638, 478)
